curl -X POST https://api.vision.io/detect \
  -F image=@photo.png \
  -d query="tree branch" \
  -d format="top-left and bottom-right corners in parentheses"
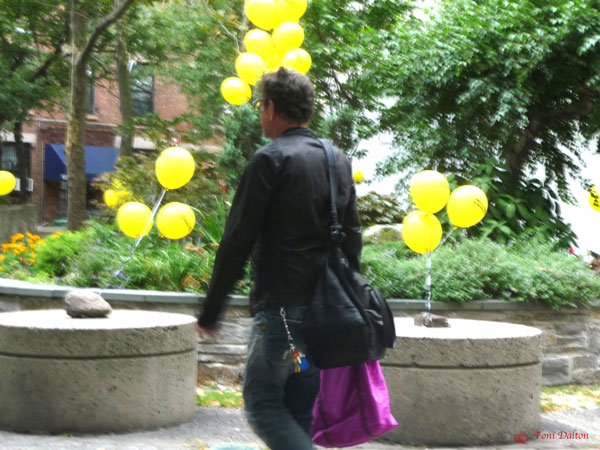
top-left (542, 86), bottom-right (597, 124)
top-left (507, 85), bottom-right (597, 183)
top-left (507, 116), bottom-right (540, 183)
top-left (201, 0), bottom-right (240, 52)
top-left (29, 38), bottom-right (66, 83)
top-left (75, 0), bottom-right (137, 68)
top-left (313, 25), bottom-right (360, 109)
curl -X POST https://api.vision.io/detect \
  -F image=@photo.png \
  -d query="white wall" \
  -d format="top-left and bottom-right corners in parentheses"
top-left (558, 151), bottom-right (600, 254)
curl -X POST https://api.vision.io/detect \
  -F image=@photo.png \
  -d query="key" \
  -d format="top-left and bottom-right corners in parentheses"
top-left (292, 349), bottom-right (309, 373)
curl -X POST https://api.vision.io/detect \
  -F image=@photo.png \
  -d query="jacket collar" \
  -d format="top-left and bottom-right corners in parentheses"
top-left (279, 126), bottom-right (316, 138)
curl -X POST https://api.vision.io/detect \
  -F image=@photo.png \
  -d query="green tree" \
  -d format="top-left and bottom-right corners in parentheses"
top-left (219, 103), bottom-right (267, 189)
top-left (378, 0), bottom-right (600, 245)
top-left (0, 0), bottom-right (70, 202)
top-left (126, 0), bottom-right (410, 152)
top-left (66, 0), bottom-right (136, 230)
top-left (305, 0), bottom-right (410, 152)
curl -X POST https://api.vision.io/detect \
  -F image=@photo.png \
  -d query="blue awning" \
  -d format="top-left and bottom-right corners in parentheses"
top-left (44, 143), bottom-right (119, 181)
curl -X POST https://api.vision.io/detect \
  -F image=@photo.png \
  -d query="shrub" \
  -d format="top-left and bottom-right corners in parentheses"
top-left (93, 148), bottom-right (229, 223)
top-left (361, 237), bottom-right (600, 308)
top-left (3, 223), bottom-right (597, 309)
top-left (3, 218), bottom-right (251, 294)
top-left (0, 232), bottom-right (45, 279)
top-left (357, 191), bottom-right (405, 227)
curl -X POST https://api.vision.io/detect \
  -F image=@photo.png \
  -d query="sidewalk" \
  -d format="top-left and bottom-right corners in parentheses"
top-left (0, 406), bottom-right (598, 450)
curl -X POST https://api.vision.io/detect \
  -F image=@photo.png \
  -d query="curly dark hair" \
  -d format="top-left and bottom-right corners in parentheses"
top-left (257, 68), bottom-right (314, 124)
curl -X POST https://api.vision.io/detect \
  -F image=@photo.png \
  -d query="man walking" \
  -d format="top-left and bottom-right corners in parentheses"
top-left (198, 67), bottom-right (362, 450)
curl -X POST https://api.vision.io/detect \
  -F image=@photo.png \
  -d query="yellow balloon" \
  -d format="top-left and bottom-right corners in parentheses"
top-left (0, 171), bottom-right (16, 196)
top-left (272, 22), bottom-right (304, 53)
top-left (276, 0), bottom-right (307, 23)
top-left (402, 210), bottom-right (443, 254)
top-left (116, 202), bottom-right (153, 238)
top-left (220, 77), bottom-right (252, 105)
top-left (264, 50), bottom-right (284, 72)
top-left (117, 189), bottom-right (132, 202)
top-left (282, 48), bottom-right (311, 74)
top-left (353, 171), bottom-right (365, 184)
top-left (103, 189), bottom-right (119, 208)
top-left (156, 202), bottom-right (196, 240)
top-left (155, 146), bottom-right (196, 190)
top-left (245, 0), bottom-right (278, 30)
top-left (244, 29), bottom-right (275, 60)
top-left (235, 52), bottom-right (265, 86)
top-left (447, 185), bottom-right (488, 228)
top-left (589, 186), bottom-right (600, 212)
top-left (409, 170), bottom-right (450, 214)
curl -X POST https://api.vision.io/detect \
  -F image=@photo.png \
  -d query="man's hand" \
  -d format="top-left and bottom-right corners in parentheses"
top-left (196, 322), bottom-right (217, 340)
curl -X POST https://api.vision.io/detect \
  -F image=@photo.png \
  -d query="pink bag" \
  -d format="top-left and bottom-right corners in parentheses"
top-left (312, 360), bottom-right (398, 448)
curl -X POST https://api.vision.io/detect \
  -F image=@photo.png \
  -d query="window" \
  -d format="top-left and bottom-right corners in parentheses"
top-left (87, 83), bottom-right (95, 115)
top-left (131, 63), bottom-right (154, 117)
top-left (1, 142), bottom-right (31, 177)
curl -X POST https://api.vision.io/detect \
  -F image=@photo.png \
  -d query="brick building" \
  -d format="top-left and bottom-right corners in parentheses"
top-left (1, 74), bottom-right (194, 224)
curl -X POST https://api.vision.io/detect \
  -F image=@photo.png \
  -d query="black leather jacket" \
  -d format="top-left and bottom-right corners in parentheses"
top-left (198, 127), bottom-right (362, 328)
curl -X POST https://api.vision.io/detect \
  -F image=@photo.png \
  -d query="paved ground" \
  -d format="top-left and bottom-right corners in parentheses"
top-left (0, 406), bottom-right (599, 450)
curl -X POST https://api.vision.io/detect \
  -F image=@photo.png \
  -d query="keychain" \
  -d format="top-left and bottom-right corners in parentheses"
top-left (280, 307), bottom-right (309, 372)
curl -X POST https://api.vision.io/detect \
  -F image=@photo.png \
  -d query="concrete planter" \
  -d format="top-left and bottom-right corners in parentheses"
top-left (382, 317), bottom-right (542, 445)
top-left (0, 309), bottom-right (197, 434)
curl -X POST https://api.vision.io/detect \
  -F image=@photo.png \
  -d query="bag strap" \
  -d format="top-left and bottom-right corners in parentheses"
top-left (319, 139), bottom-right (345, 244)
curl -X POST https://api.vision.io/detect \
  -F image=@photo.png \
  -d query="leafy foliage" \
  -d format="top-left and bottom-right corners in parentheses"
top-left (6, 219), bottom-right (250, 294)
top-left (377, 0), bottom-right (600, 244)
top-left (305, 0), bottom-right (411, 148)
top-left (125, 0), bottom-right (244, 140)
top-left (381, 0), bottom-right (600, 179)
top-left (357, 191), bottom-right (405, 227)
top-left (3, 224), bottom-right (597, 309)
top-left (463, 163), bottom-right (577, 247)
top-left (0, 0), bottom-right (69, 125)
top-left (94, 146), bottom-right (228, 222)
top-left (362, 238), bottom-right (600, 308)
top-left (219, 104), bottom-right (268, 190)
top-left (124, 0), bottom-right (410, 152)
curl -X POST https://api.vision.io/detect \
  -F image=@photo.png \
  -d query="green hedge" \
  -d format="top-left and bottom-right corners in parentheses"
top-left (362, 238), bottom-right (600, 309)
top-left (2, 221), bottom-right (599, 309)
top-left (2, 220), bottom-right (250, 295)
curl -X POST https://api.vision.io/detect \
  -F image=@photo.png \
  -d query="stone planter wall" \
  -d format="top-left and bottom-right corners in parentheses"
top-left (0, 280), bottom-right (598, 386)
top-left (0, 204), bottom-right (37, 243)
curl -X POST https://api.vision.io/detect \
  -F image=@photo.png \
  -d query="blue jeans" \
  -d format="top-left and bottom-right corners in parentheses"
top-left (243, 306), bottom-right (320, 450)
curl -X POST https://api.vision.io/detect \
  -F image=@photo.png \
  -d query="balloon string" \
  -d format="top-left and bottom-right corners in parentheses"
top-left (425, 251), bottom-right (432, 311)
top-left (97, 188), bottom-right (167, 294)
top-left (423, 226), bottom-right (456, 311)
top-left (134, 188), bottom-right (167, 250)
top-left (439, 226), bottom-right (457, 248)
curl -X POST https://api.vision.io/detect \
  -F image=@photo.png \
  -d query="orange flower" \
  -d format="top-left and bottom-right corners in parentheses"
top-left (0, 255), bottom-right (4, 261)
top-left (28, 258), bottom-right (36, 264)
top-left (10, 233), bottom-right (24, 243)
top-left (0, 266), bottom-right (3, 271)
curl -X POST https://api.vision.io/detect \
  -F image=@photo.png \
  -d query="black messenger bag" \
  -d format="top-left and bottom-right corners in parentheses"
top-left (301, 139), bottom-right (396, 369)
